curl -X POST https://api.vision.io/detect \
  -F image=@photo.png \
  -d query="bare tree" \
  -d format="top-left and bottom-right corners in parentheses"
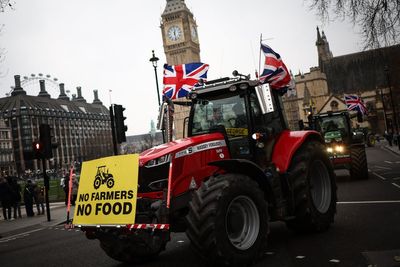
top-left (0, 24), bottom-right (7, 78)
top-left (308, 0), bottom-right (400, 49)
top-left (0, 0), bottom-right (14, 12)
top-left (0, 1), bottom-right (15, 79)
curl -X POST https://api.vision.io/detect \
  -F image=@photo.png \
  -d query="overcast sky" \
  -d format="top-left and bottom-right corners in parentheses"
top-left (0, 0), bottom-right (363, 135)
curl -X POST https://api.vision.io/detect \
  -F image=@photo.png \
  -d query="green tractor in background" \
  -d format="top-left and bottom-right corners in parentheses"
top-left (309, 111), bottom-right (368, 180)
top-left (354, 126), bottom-right (376, 147)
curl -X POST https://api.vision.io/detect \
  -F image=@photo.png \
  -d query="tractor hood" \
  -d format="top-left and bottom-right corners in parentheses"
top-left (139, 132), bottom-right (225, 166)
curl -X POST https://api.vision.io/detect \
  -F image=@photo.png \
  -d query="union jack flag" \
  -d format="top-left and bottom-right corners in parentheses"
top-left (344, 94), bottom-right (368, 115)
top-left (163, 62), bottom-right (209, 100)
top-left (259, 43), bottom-right (293, 95)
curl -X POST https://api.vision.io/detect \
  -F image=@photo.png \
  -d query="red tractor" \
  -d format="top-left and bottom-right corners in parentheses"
top-left (84, 73), bottom-right (337, 266)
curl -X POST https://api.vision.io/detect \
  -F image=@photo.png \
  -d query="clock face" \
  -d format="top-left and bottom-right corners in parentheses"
top-left (191, 26), bottom-right (198, 40)
top-left (167, 25), bottom-right (182, 41)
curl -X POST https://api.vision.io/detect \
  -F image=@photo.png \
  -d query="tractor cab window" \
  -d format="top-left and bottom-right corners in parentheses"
top-left (317, 115), bottom-right (350, 140)
top-left (191, 94), bottom-right (251, 158)
top-left (191, 94), bottom-right (248, 137)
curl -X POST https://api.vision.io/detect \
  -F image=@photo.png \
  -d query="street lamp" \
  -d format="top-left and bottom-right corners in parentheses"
top-left (149, 50), bottom-right (161, 106)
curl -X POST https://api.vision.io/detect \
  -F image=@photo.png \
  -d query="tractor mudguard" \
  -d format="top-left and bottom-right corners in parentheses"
top-left (208, 159), bottom-right (274, 203)
top-left (272, 130), bottom-right (323, 174)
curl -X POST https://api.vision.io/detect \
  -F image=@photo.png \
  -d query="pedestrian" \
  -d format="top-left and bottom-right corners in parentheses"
top-left (71, 174), bottom-right (79, 206)
top-left (63, 172), bottom-right (70, 206)
top-left (385, 130), bottom-right (393, 146)
top-left (33, 184), bottom-right (45, 215)
top-left (0, 176), bottom-right (13, 220)
top-left (23, 180), bottom-right (35, 217)
top-left (8, 176), bottom-right (22, 219)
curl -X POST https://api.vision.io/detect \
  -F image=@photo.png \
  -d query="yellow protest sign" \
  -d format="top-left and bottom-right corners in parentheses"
top-left (73, 154), bottom-right (139, 226)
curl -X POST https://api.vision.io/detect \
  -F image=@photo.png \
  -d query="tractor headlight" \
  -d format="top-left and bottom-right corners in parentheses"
top-left (145, 154), bottom-right (171, 168)
top-left (335, 145), bottom-right (344, 153)
top-left (327, 147), bottom-right (333, 153)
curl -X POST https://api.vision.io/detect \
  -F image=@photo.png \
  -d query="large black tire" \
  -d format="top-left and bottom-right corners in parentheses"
top-left (186, 174), bottom-right (268, 266)
top-left (286, 141), bottom-right (337, 232)
top-left (350, 145), bottom-right (368, 179)
top-left (97, 229), bottom-right (166, 264)
top-left (366, 134), bottom-right (376, 147)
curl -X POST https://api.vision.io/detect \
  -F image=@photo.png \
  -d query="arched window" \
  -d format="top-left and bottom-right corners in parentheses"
top-left (330, 100), bottom-right (339, 111)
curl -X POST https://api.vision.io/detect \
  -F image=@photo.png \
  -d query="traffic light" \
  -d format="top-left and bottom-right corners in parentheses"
top-left (32, 140), bottom-right (43, 159)
top-left (39, 124), bottom-right (53, 159)
top-left (114, 104), bottom-right (128, 143)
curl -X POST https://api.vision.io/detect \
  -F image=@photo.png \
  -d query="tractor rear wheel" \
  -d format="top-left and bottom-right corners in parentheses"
top-left (350, 145), bottom-right (368, 179)
top-left (186, 174), bottom-right (268, 266)
top-left (97, 229), bottom-right (166, 264)
top-left (366, 134), bottom-right (376, 147)
top-left (286, 141), bottom-right (337, 232)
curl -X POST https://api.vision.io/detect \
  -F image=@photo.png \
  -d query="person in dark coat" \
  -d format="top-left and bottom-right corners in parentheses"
top-left (7, 176), bottom-right (22, 219)
top-left (0, 176), bottom-right (13, 220)
top-left (23, 180), bottom-right (35, 217)
top-left (33, 184), bottom-right (45, 215)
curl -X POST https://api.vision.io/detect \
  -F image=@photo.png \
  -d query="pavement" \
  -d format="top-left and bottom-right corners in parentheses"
top-left (380, 138), bottom-right (400, 155)
top-left (0, 202), bottom-right (75, 238)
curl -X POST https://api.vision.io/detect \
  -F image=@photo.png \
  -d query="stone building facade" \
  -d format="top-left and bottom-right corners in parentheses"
top-left (0, 117), bottom-right (16, 175)
top-left (283, 27), bottom-right (400, 134)
top-left (161, 0), bottom-right (202, 139)
top-left (1, 75), bottom-right (113, 174)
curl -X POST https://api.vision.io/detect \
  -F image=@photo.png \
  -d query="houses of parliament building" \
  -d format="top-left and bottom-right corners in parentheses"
top-left (283, 28), bottom-right (400, 133)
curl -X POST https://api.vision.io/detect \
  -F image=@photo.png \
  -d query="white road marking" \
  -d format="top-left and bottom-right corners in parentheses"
top-left (372, 172), bottom-right (387, 180)
top-left (337, 200), bottom-right (400, 204)
top-left (329, 259), bottom-right (340, 263)
top-left (296, 256), bottom-right (306, 259)
top-left (392, 183), bottom-right (400, 189)
top-left (385, 161), bottom-right (394, 164)
top-left (372, 165), bottom-right (391, 170)
top-left (0, 228), bottom-right (44, 243)
top-left (393, 177), bottom-right (400, 181)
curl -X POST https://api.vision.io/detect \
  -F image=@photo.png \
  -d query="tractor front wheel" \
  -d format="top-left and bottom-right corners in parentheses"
top-left (286, 141), bottom-right (337, 232)
top-left (350, 145), bottom-right (368, 179)
top-left (97, 229), bottom-right (166, 264)
top-left (186, 174), bottom-right (268, 266)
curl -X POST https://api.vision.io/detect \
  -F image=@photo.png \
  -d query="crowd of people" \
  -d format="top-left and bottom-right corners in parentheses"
top-left (0, 175), bottom-right (45, 220)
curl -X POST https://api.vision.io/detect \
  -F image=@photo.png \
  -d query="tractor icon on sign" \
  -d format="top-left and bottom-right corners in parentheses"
top-left (93, 165), bottom-right (115, 189)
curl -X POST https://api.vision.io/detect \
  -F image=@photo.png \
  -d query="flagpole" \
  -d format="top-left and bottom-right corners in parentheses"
top-left (258, 34), bottom-right (262, 79)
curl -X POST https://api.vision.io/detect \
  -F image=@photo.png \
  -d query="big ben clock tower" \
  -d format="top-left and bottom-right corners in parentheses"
top-left (161, 0), bottom-right (201, 65)
top-left (160, 0), bottom-right (202, 139)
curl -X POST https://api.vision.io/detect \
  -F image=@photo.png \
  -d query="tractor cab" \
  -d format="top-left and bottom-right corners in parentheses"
top-left (188, 74), bottom-right (286, 167)
top-left (313, 112), bottom-right (352, 145)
